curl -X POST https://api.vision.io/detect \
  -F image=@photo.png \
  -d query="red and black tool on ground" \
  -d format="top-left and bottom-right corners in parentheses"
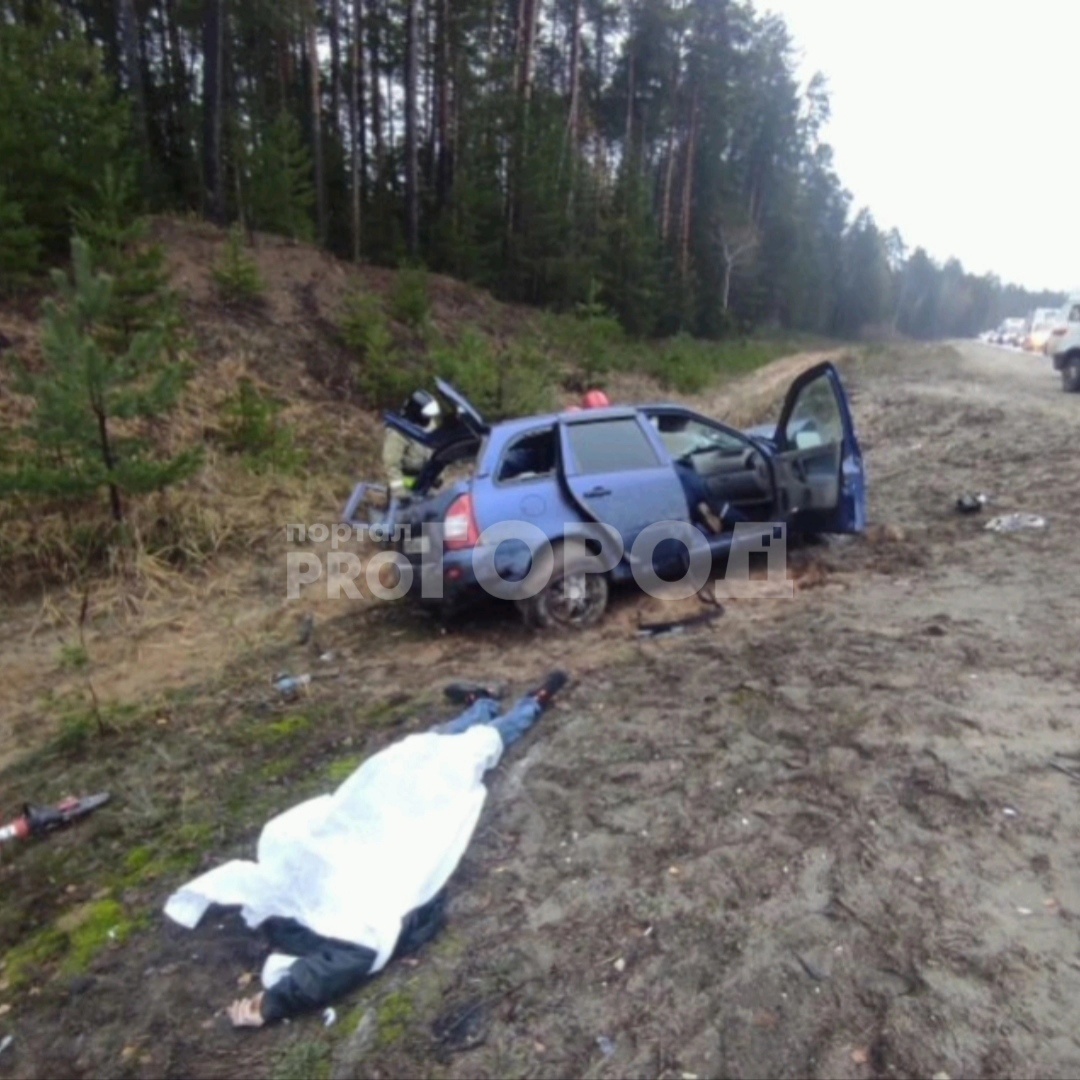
top-left (0, 793), bottom-right (110, 847)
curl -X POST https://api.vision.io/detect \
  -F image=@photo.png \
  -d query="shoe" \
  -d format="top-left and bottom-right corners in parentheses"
top-left (530, 670), bottom-right (569, 708)
top-left (955, 493), bottom-right (987, 515)
top-left (444, 681), bottom-right (507, 706)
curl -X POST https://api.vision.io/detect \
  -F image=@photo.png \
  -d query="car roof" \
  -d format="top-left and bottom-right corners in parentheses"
top-left (488, 404), bottom-right (687, 439)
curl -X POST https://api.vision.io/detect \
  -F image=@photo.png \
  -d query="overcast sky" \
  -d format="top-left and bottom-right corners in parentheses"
top-left (764, 0), bottom-right (1078, 294)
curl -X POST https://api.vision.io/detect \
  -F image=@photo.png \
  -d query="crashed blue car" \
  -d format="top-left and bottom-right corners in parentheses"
top-left (344, 362), bottom-right (866, 628)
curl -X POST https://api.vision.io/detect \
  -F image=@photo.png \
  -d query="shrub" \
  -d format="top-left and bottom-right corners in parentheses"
top-left (540, 309), bottom-right (631, 387)
top-left (430, 328), bottom-right (498, 412)
top-left (499, 343), bottom-right (559, 417)
top-left (430, 330), bottom-right (556, 419)
top-left (389, 266), bottom-right (431, 330)
top-left (221, 378), bottom-right (303, 473)
top-left (0, 183), bottom-right (41, 292)
top-left (646, 334), bottom-right (716, 394)
top-left (341, 293), bottom-right (416, 408)
top-left (212, 226), bottom-right (264, 305)
top-left (575, 314), bottom-right (628, 383)
top-left (645, 335), bottom-right (798, 395)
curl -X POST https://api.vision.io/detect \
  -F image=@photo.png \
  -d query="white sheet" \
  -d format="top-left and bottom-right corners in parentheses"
top-left (164, 725), bottom-right (504, 975)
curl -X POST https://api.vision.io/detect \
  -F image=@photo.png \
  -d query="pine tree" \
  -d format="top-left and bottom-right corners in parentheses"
top-left (247, 112), bottom-right (317, 241)
top-left (1, 239), bottom-right (200, 524)
top-left (202, 0), bottom-right (226, 223)
top-left (213, 226), bottom-right (265, 305)
top-left (599, 169), bottom-right (662, 336)
top-left (71, 168), bottom-right (180, 353)
top-left (0, 3), bottom-right (129, 256)
top-left (0, 0), bottom-right (1064, 342)
top-left (0, 184), bottom-right (41, 294)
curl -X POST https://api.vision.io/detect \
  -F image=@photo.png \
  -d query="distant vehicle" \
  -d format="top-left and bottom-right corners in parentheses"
top-left (1025, 308), bottom-right (1064, 353)
top-left (1042, 309), bottom-right (1070, 356)
top-left (995, 317), bottom-right (1025, 347)
top-left (1050, 299), bottom-right (1080, 391)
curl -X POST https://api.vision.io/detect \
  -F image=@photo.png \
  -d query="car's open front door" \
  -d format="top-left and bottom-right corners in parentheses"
top-left (771, 362), bottom-right (866, 534)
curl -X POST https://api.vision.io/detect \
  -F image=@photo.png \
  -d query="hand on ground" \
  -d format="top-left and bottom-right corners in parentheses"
top-left (227, 992), bottom-right (265, 1028)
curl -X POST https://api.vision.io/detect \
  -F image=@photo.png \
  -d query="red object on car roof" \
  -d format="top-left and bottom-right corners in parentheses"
top-left (581, 389), bottom-right (611, 409)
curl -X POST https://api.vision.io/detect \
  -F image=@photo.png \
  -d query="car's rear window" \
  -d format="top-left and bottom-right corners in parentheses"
top-left (497, 428), bottom-right (557, 482)
top-left (566, 418), bottom-right (660, 473)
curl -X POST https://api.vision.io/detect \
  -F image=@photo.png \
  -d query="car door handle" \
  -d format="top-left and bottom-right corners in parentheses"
top-left (583, 485), bottom-right (612, 498)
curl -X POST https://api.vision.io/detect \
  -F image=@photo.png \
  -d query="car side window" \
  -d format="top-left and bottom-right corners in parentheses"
top-left (785, 373), bottom-right (843, 450)
top-left (496, 428), bottom-right (557, 483)
top-left (1070, 305), bottom-right (1080, 323)
top-left (566, 418), bottom-right (660, 473)
top-left (648, 413), bottom-right (747, 460)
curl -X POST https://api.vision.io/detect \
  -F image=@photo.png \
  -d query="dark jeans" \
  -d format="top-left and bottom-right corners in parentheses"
top-left (433, 694), bottom-right (542, 747)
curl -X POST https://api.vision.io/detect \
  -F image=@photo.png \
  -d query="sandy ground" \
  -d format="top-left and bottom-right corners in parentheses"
top-left (383, 341), bottom-right (1080, 1080)
top-left (6, 341), bottom-right (1080, 1079)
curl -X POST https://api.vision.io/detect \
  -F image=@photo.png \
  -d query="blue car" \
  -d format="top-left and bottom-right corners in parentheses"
top-left (344, 362), bottom-right (866, 628)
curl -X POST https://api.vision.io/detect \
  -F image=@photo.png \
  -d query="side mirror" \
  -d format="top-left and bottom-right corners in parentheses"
top-left (793, 429), bottom-right (823, 450)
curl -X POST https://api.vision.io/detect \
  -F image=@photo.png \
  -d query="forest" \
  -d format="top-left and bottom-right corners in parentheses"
top-left (0, 0), bottom-right (1064, 339)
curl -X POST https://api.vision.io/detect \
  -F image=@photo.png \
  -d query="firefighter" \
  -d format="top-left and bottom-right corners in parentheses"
top-left (383, 390), bottom-right (441, 497)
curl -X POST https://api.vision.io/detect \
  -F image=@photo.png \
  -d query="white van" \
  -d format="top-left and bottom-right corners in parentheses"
top-left (1028, 307), bottom-right (1067, 353)
top-left (1050, 296), bottom-right (1080, 390)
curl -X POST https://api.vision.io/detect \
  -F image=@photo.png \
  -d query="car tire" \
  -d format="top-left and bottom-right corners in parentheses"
top-left (1063, 356), bottom-right (1080, 393)
top-left (517, 543), bottom-right (609, 631)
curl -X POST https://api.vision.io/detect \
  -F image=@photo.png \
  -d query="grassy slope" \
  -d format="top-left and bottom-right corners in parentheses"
top-left (0, 217), bottom-right (818, 591)
top-left (0, 218), bottom-right (844, 1078)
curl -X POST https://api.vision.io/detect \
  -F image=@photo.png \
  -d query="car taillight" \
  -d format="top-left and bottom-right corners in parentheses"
top-left (444, 494), bottom-right (480, 550)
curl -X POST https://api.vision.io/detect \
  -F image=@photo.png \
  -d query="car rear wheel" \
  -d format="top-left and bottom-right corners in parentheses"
top-left (517, 544), bottom-right (609, 631)
top-left (1063, 356), bottom-right (1080, 393)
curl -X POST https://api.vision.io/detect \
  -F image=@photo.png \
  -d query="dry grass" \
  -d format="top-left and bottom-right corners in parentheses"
top-left (0, 226), bottom-right (381, 759)
top-left (607, 348), bottom-right (853, 428)
top-left (0, 217), bottom-right (856, 764)
top-left (697, 349), bottom-right (856, 428)
top-left (0, 283), bottom-right (372, 593)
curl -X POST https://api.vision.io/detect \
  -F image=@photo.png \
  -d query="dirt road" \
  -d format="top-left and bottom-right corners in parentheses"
top-left (355, 341), bottom-right (1080, 1080)
top-left (7, 341), bottom-right (1080, 1079)
top-left (389, 341), bottom-right (1080, 1080)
